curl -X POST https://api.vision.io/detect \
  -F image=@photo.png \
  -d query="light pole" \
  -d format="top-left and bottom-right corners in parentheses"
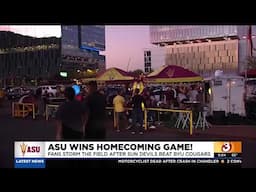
top-left (245, 25), bottom-right (251, 81)
top-left (245, 25), bottom-right (256, 81)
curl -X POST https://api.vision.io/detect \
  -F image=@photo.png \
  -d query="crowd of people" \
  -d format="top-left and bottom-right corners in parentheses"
top-left (55, 82), bottom-right (204, 139)
top-left (4, 81), bottom-right (204, 140)
top-left (109, 83), bottom-right (204, 134)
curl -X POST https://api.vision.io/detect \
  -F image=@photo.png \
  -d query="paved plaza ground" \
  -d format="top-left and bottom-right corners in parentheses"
top-left (0, 101), bottom-right (255, 168)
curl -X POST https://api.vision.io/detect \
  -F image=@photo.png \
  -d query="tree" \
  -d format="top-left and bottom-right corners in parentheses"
top-left (246, 56), bottom-right (256, 70)
top-left (68, 71), bottom-right (83, 79)
top-left (69, 70), bottom-right (97, 79)
top-left (130, 69), bottom-right (144, 77)
top-left (82, 70), bottom-right (97, 78)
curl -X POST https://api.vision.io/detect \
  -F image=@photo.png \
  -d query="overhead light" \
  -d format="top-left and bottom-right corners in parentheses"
top-left (224, 37), bottom-right (231, 40)
top-left (208, 88), bottom-right (211, 95)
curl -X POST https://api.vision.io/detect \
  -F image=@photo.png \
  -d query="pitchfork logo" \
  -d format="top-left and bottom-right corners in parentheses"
top-left (166, 68), bottom-right (175, 78)
top-left (20, 142), bottom-right (27, 156)
top-left (221, 142), bottom-right (232, 152)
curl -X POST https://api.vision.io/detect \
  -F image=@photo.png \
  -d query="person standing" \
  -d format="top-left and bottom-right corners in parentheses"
top-left (55, 87), bottom-right (86, 140)
top-left (83, 81), bottom-right (107, 140)
top-left (177, 86), bottom-right (188, 109)
top-left (0, 88), bottom-right (5, 107)
top-left (188, 85), bottom-right (199, 102)
top-left (35, 88), bottom-right (44, 117)
top-left (113, 90), bottom-right (126, 132)
top-left (131, 88), bottom-right (146, 134)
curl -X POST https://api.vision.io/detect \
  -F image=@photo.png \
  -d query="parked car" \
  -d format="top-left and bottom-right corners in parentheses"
top-left (6, 87), bottom-right (32, 100)
top-left (39, 85), bottom-right (57, 97)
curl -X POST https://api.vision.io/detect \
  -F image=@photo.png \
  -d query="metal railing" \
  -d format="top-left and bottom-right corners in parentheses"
top-left (45, 104), bottom-right (60, 121)
top-left (45, 105), bottom-right (193, 135)
top-left (106, 107), bottom-right (193, 135)
top-left (12, 102), bottom-right (35, 119)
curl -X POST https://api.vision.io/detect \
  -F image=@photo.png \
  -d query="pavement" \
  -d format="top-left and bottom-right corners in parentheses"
top-left (0, 100), bottom-right (256, 168)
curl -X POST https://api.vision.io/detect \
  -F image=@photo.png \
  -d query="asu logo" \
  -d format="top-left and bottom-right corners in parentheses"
top-left (221, 142), bottom-right (232, 152)
top-left (20, 143), bottom-right (27, 156)
top-left (166, 68), bottom-right (175, 78)
top-left (19, 142), bottom-right (40, 156)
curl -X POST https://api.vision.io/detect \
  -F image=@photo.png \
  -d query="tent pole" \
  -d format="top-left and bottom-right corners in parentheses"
top-left (203, 81), bottom-right (205, 106)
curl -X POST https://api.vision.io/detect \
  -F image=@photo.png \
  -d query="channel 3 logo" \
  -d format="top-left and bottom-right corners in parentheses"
top-left (214, 141), bottom-right (241, 153)
top-left (221, 142), bottom-right (232, 152)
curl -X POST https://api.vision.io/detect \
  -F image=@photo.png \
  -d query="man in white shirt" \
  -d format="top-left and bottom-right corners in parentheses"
top-left (188, 85), bottom-right (199, 101)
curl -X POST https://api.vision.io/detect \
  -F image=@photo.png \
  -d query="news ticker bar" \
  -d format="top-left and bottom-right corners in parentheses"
top-left (14, 141), bottom-right (242, 168)
top-left (14, 158), bottom-right (242, 168)
top-left (116, 158), bottom-right (242, 167)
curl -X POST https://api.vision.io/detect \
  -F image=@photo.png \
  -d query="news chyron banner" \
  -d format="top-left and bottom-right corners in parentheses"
top-left (15, 142), bottom-right (46, 168)
top-left (14, 141), bottom-right (242, 168)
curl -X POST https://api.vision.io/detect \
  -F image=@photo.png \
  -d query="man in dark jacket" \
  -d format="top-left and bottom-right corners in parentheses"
top-left (131, 88), bottom-right (146, 134)
top-left (83, 81), bottom-right (107, 140)
top-left (55, 87), bottom-right (86, 140)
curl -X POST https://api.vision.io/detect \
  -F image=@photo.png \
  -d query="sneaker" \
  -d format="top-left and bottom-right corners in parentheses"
top-left (149, 125), bottom-right (156, 129)
top-left (126, 125), bottom-right (132, 130)
top-left (131, 131), bottom-right (136, 135)
top-left (139, 131), bottom-right (144, 135)
top-left (136, 123), bottom-right (142, 127)
top-left (116, 129), bottom-right (120, 133)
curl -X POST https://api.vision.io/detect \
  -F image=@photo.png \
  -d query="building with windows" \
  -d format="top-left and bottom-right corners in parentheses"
top-left (149, 25), bottom-right (256, 77)
top-left (0, 31), bottom-right (61, 86)
top-left (144, 47), bottom-right (165, 73)
top-left (61, 25), bottom-right (106, 75)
